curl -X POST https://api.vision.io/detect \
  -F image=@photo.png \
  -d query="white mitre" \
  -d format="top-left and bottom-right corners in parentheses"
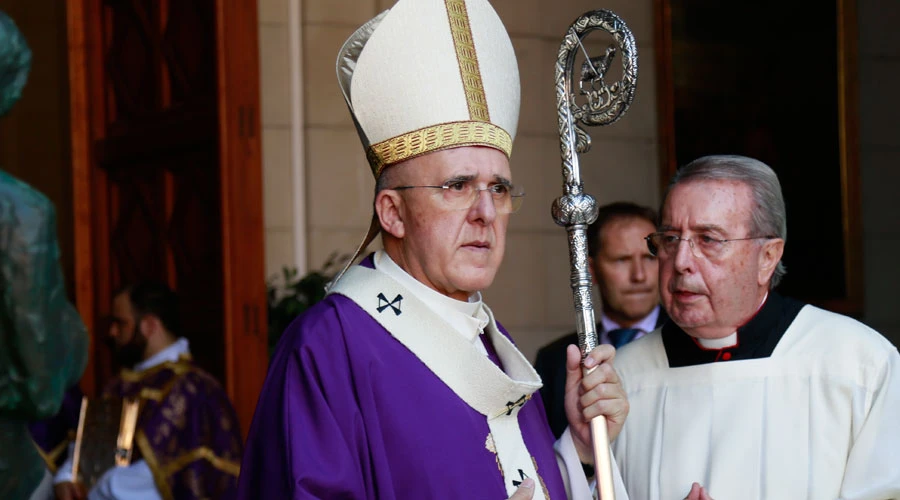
top-left (336, 0), bottom-right (521, 177)
top-left (332, 0), bottom-right (521, 279)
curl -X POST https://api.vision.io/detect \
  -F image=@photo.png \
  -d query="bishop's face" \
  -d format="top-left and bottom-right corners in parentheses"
top-left (383, 146), bottom-right (512, 301)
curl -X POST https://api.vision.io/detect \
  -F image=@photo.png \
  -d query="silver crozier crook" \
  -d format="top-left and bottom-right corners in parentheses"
top-left (551, 10), bottom-right (637, 500)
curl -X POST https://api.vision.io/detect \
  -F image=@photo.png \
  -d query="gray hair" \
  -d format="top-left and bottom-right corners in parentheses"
top-left (665, 155), bottom-right (787, 288)
top-left (374, 163), bottom-right (399, 196)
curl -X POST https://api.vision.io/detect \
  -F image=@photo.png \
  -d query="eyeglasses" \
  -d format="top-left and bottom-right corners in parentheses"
top-left (391, 179), bottom-right (525, 214)
top-left (645, 232), bottom-right (776, 260)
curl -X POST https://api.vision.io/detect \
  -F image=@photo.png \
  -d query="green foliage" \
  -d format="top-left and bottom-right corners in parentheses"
top-left (266, 252), bottom-right (348, 357)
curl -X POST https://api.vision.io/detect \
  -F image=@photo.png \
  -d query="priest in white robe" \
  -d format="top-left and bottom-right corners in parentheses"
top-left (611, 154), bottom-right (900, 500)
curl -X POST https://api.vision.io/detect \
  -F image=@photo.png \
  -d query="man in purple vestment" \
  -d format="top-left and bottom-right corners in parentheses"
top-left (29, 386), bottom-right (84, 474)
top-left (238, 1), bottom-right (631, 499)
top-left (54, 283), bottom-right (243, 500)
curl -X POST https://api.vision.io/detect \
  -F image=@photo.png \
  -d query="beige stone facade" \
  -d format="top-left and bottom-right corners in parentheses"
top-left (257, 0), bottom-right (900, 356)
top-left (258, 0), bottom-right (660, 361)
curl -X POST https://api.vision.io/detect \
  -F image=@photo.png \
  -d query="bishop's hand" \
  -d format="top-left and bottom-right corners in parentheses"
top-left (563, 343), bottom-right (629, 462)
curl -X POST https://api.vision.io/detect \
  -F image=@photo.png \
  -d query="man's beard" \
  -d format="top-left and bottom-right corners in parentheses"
top-left (108, 328), bottom-right (147, 369)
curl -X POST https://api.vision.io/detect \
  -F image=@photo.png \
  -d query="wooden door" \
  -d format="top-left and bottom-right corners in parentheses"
top-left (652, 0), bottom-right (862, 315)
top-left (67, 0), bottom-right (267, 435)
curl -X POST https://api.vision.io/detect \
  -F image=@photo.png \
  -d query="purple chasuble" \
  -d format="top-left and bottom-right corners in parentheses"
top-left (238, 259), bottom-right (567, 499)
top-left (106, 356), bottom-right (243, 500)
top-left (28, 385), bottom-right (83, 473)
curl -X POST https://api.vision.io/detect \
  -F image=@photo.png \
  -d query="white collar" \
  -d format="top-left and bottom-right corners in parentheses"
top-left (696, 333), bottom-right (738, 349)
top-left (134, 337), bottom-right (191, 372)
top-left (600, 305), bottom-right (661, 334)
top-left (693, 292), bottom-right (768, 349)
top-left (375, 250), bottom-right (489, 343)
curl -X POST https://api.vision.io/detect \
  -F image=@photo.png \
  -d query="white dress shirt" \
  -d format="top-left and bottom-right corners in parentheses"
top-left (599, 305), bottom-right (661, 345)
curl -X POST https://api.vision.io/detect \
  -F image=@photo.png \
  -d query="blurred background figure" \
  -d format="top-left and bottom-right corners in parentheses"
top-left (53, 282), bottom-right (242, 500)
top-left (28, 386), bottom-right (84, 481)
top-left (0, 10), bottom-right (90, 500)
top-left (535, 201), bottom-right (666, 438)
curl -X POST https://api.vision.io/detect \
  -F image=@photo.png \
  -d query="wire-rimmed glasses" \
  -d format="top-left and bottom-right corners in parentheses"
top-left (392, 179), bottom-right (525, 214)
top-left (645, 232), bottom-right (776, 260)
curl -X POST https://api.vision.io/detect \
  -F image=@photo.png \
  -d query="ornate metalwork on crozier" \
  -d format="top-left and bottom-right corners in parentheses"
top-left (552, 9), bottom-right (637, 358)
top-left (551, 192), bottom-right (599, 227)
top-left (566, 229), bottom-right (591, 295)
top-left (551, 14), bottom-right (636, 498)
top-left (554, 10), bottom-right (637, 189)
top-left (565, 12), bottom-right (637, 127)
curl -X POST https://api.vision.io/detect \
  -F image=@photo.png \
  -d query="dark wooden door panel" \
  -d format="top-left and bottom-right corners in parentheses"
top-left (69, 0), bottom-right (267, 435)
top-left (215, 0), bottom-right (268, 434)
top-left (96, 0), bottom-right (225, 386)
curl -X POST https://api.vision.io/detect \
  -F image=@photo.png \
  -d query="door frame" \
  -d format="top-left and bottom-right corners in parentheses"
top-left (66, 0), bottom-right (268, 436)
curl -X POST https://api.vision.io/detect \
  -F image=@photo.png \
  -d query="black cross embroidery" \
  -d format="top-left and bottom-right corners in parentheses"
top-left (376, 293), bottom-right (403, 315)
top-left (504, 394), bottom-right (528, 416)
top-left (511, 468), bottom-right (529, 487)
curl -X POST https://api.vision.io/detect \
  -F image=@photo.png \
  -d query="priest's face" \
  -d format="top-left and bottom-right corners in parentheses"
top-left (379, 146), bottom-right (511, 301)
top-left (108, 292), bottom-right (148, 369)
top-left (658, 180), bottom-right (772, 339)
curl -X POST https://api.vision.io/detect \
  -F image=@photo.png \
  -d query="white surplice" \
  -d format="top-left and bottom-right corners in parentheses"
top-left (612, 305), bottom-right (900, 500)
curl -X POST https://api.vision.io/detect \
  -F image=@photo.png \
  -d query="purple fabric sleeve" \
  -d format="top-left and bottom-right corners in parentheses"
top-left (237, 292), bottom-right (566, 499)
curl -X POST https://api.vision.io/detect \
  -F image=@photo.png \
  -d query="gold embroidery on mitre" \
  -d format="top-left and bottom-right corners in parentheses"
top-left (367, 121), bottom-right (512, 176)
top-left (444, 0), bottom-right (490, 122)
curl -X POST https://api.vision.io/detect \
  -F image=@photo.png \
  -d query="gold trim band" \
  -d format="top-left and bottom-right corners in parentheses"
top-left (137, 431), bottom-right (174, 500)
top-left (162, 446), bottom-right (242, 478)
top-left (445, 0), bottom-right (490, 122)
top-left (33, 436), bottom-right (71, 474)
top-left (119, 354), bottom-right (193, 383)
top-left (137, 431), bottom-right (241, 500)
top-left (368, 121), bottom-right (512, 176)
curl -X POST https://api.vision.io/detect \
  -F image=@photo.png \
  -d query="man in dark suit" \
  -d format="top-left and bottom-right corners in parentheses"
top-left (535, 202), bottom-right (666, 438)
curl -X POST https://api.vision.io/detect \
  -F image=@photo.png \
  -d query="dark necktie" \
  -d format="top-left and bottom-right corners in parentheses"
top-left (608, 328), bottom-right (641, 348)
